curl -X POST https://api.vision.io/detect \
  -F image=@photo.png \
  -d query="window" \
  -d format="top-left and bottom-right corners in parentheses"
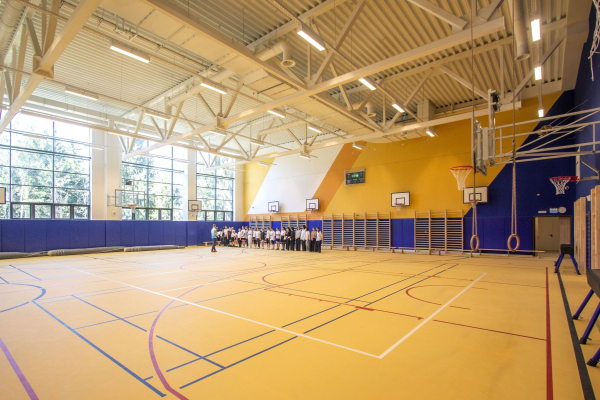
top-left (0, 113), bottom-right (91, 219)
top-left (196, 152), bottom-right (234, 221)
top-left (121, 143), bottom-right (185, 220)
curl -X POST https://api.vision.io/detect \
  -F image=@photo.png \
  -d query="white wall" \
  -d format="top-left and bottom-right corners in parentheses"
top-left (248, 145), bottom-right (342, 214)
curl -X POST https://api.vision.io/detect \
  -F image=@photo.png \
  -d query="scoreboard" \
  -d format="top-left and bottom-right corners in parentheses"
top-left (345, 169), bottom-right (365, 185)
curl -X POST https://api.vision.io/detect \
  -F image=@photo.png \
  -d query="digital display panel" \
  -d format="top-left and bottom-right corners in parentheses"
top-left (345, 169), bottom-right (365, 185)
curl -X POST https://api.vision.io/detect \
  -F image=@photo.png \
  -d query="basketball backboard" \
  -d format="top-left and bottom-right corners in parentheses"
top-left (112, 189), bottom-right (148, 208)
top-left (306, 198), bottom-right (319, 210)
top-left (268, 201), bottom-right (279, 212)
top-left (463, 187), bottom-right (488, 204)
top-left (0, 187), bottom-right (5, 204)
top-left (391, 192), bottom-right (410, 207)
top-left (188, 200), bottom-right (202, 212)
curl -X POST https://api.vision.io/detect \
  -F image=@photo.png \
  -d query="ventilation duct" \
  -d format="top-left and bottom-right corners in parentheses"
top-left (165, 41), bottom-right (294, 108)
top-left (0, 0), bottom-right (26, 62)
top-left (351, 101), bottom-right (376, 118)
top-left (510, 0), bottom-right (530, 61)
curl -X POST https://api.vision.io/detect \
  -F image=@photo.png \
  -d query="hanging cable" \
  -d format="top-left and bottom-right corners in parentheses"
top-left (470, 0), bottom-right (480, 252)
top-left (508, 0), bottom-right (520, 251)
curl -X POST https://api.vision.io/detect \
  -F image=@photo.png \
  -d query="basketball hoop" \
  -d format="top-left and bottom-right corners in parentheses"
top-left (128, 204), bottom-right (137, 214)
top-left (394, 202), bottom-right (404, 212)
top-left (190, 204), bottom-right (200, 215)
top-left (307, 207), bottom-right (314, 215)
top-left (450, 166), bottom-right (473, 190)
top-left (550, 176), bottom-right (579, 195)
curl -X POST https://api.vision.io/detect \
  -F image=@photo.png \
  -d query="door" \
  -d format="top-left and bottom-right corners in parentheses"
top-left (535, 217), bottom-right (570, 251)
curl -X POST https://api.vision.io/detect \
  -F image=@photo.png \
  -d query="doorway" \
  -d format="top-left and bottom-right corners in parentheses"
top-left (535, 216), bottom-right (571, 251)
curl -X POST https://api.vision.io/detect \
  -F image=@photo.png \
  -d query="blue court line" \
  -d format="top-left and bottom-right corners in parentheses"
top-left (71, 296), bottom-right (222, 368)
top-left (204, 330), bottom-right (276, 357)
top-left (0, 276), bottom-right (9, 284)
top-left (180, 336), bottom-right (297, 389)
top-left (75, 318), bottom-right (121, 330)
top-left (281, 304), bottom-right (341, 327)
top-left (303, 310), bottom-right (358, 334)
top-left (143, 376), bottom-right (154, 381)
top-left (33, 301), bottom-right (166, 397)
top-left (9, 265), bottom-right (41, 281)
top-left (0, 302), bottom-right (29, 313)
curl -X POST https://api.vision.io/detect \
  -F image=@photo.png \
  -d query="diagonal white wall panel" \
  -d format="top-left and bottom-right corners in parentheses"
top-left (248, 145), bottom-right (343, 214)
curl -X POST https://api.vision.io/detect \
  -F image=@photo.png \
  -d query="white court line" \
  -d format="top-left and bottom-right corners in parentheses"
top-left (53, 263), bottom-right (381, 358)
top-left (377, 272), bottom-right (486, 359)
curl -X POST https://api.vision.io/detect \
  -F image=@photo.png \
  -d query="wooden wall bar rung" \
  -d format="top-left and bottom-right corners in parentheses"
top-left (322, 213), bottom-right (391, 250)
top-left (414, 210), bottom-right (464, 254)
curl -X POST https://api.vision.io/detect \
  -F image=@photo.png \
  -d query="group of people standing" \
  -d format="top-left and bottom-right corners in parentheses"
top-left (210, 224), bottom-right (323, 253)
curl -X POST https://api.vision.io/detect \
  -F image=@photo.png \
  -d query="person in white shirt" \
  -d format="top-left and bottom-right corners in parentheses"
top-left (295, 228), bottom-right (301, 251)
top-left (270, 228), bottom-right (276, 250)
top-left (254, 228), bottom-right (260, 249)
top-left (304, 227), bottom-right (311, 252)
top-left (315, 227), bottom-right (322, 253)
top-left (247, 228), bottom-right (253, 248)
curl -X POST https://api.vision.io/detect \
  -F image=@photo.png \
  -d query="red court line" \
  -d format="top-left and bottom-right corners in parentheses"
top-left (265, 288), bottom-right (423, 319)
top-left (546, 268), bottom-right (553, 400)
top-left (0, 334), bottom-right (39, 400)
top-left (405, 285), bottom-right (472, 310)
top-left (432, 320), bottom-right (546, 341)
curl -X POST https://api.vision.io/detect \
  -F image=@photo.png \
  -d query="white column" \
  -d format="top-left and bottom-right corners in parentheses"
top-left (105, 129), bottom-right (122, 220)
top-left (186, 149), bottom-right (197, 220)
top-left (90, 129), bottom-right (106, 219)
top-left (234, 169), bottom-right (243, 221)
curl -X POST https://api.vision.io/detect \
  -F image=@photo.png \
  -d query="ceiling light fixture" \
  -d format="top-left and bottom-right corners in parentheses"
top-left (65, 87), bottom-right (99, 101)
top-left (220, 148), bottom-right (240, 156)
top-left (109, 40), bottom-right (150, 63)
top-left (391, 101), bottom-right (405, 113)
top-left (426, 128), bottom-right (437, 137)
top-left (538, 108), bottom-right (544, 118)
top-left (299, 153), bottom-right (310, 159)
top-left (267, 109), bottom-right (286, 118)
top-left (359, 77), bottom-right (376, 91)
top-left (145, 110), bottom-right (171, 121)
top-left (352, 142), bottom-right (365, 150)
top-left (308, 125), bottom-right (322, 133)
top-left (200, 79), bottom-right (228, 95)
top-left (297, 24), bottom-right (326, 51)
top-left (258, 161), bottom-right (272, 166)
top-left (531, 19), bottom-right (541, 42)
top-left (250, 138), bottom-right (264, 147)
top-left (208, 130), bottom-right (227, 136)
top-left (534, 66), bottom-right (542, 81)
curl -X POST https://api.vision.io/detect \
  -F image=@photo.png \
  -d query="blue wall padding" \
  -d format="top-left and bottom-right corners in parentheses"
top-left (148, 222), bottom-right (163, 245)
top-left (187, 222), bottom-right (198, 246)
top-left (464, 216), bottom-right (533, 251)
top-left (163, 221), bottom-right (176, 245)
top-left (175, 222), bottom-right (187, 246)
top-left (271, 221), bottom-right (281, 230)
top-left (24, 220), bottom-right (46, 252)
top-left (120, 221), bottom-right (135, 247)
top-left (88, 221), bottom-right (106, 248)
top-left (135, 221), bottom-right (149, 246)
top-left (47, 220), bottom-right (69, 250)
top-left (105, 221), bottom-right (120, 247)
top-left (3, 221), bottom-right (25, 252)
top-left (70, 222), bottom-right (89, 250)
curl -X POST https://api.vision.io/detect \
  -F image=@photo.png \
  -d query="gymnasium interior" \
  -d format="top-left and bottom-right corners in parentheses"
top-left (0, 0), bottom-right (599, 398)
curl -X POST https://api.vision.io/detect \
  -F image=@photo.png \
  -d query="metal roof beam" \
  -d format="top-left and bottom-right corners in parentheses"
top-left (406, 0), bottom-right (468, 30)
top-left (124, 17), bottom-right (505, 159)
top-left (439, 66), bottom-right (488, 99)
top-left (0, 0), bottom-right (103, 133)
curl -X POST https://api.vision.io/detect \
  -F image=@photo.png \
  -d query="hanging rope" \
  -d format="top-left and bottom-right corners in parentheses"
top-left (508, 0), bottom-right (520, 251)
top-left (470, 0), bottom-right (479, 252)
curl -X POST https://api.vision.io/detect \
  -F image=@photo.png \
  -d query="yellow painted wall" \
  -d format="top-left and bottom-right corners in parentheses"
top-left (243, 158), bottom-right (273, 218)
top-left (325, 93), bottom-right (562, 218)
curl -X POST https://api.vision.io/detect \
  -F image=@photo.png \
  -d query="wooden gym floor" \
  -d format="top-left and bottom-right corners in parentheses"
top-left (0, 246), bottom-right (598, 399)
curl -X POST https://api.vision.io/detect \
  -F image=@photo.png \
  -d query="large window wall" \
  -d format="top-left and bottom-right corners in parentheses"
top-left (0, 113), bottom-right (91, 219)
top-left (196, 152), bottom-right (234, 221)
top-left (121, 143), bottom-right (185, 221)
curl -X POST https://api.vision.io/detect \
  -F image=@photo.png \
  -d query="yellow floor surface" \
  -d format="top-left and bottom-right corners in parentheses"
top-left (0, 246), bottom-right (598, 399)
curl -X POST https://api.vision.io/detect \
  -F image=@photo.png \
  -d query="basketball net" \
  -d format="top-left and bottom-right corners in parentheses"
top-left (395, 203), bottom-right (403, 212)
top-left (129, 204), bottom-right (137, 214)
top-left (550, 176), bottom-right (578, 195)
top-left (450, 166), bottom-right (473, 190)
top-left (307, 208), bottom-right (314, 215)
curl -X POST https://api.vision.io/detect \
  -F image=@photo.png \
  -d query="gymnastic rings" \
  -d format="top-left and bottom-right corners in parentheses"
top-left (470, 235), bottom-right (480, 251)
top-left (507, 234), bottom-right (520, 252)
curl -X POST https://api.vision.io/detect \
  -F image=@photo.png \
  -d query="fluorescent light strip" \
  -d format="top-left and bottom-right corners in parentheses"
top-left (426, 128), bottom-right (436, 137)
top-left (267, 109), bottom-right (286, 118)
top-left (352, 142), bottom-right (364, 150)
top-left (258, 161), bottom-right (270, 166)
top-left (299, 153), bottom-right (310, 159)
top-left (109, 41), bottom-right (150, 63)
top-left (391, 102), bottom-right (404, 113)
top-left (220, 149), bottom-right (240, 156)
top-left (145, 110), bottom-right (170, 121)
top-left (538, 108), bottom-right (544, 118)
top-left (308, 126), bottom-right (322, 133)
top-left (19, 132), bottom-right (49, 140)
top-left (531, 19), bottom-right (541, 42)
top-left (84, 143), bottom-right (104, 150)
top-left (209, 130), bottom-right (227, 136)
top-left (250, 139), bottom-right (264, 147)
top-left (534, 66), bottom-right (542, 81)
top-left (65, 87), bottom-right (99, 101)
top-left (359, 77), bottom-right (376, 91)
top-left (297, 24), bottom-right (326, 51)
top-left (200, 79), bottom-right (228, 95)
